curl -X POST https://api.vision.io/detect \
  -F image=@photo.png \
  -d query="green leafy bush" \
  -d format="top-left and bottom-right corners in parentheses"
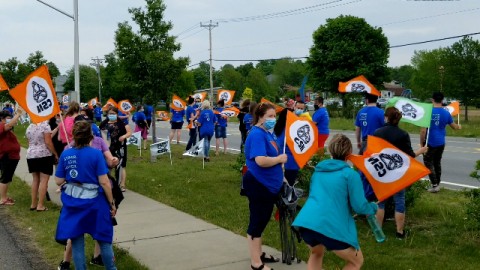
top-left (463, 160), bottom-right (480, 228)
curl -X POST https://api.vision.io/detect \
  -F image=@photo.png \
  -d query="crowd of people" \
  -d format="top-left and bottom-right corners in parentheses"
top-left (0, 90), bottom-right (462, 270)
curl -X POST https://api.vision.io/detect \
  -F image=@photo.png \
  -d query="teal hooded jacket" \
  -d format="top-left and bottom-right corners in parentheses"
top-left (292, 159), bottom-right (377, 250)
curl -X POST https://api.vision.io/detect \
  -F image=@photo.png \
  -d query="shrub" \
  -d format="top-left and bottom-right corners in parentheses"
top-left (463, 160), bottom-right (480, 228)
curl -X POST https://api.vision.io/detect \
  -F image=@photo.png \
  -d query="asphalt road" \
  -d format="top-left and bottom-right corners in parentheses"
top-left (147, 120), bottom-right (480, 190)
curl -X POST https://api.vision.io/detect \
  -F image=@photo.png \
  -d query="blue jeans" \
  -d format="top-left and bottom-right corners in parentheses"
top-left (71, 235), bottom-right (116, 270)
top-left (200, 134), bottom-right (212, 157)
top-left (186, 128), bottom-right (197, 151)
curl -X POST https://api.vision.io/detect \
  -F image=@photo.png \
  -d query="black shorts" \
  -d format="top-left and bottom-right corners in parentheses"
top-left (0, 156), bottom-right (19, 184)
top-left (299, 227), bottom-right (351, 251)
top-left (170, 121), bottom-right (183, 130)
top-left (111, 144), bottom-right (128, 168)
top-left (243, 171), bottom-right (278, 238)
top-left (27, 156), bottom-right (54, 175)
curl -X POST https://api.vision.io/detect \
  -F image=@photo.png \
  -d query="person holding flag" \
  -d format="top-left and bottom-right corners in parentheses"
top-left (243, 101), bottom-right (257, 134)
top-left (185, 97), bottom-right (199, 151)
top-left (169, 104), bottom-right (185, 145)
top-left (312, 97), bottom-right (330, 157)
top-left (93, 103), bottom-right (102, 123)
top-left (237, 99), bottom-right (251, 152)
top-left (274, 107), bottom-right (298, 185)
top-left (373, 107), bottom-right (428, 239)
top-left (420, 92), bottom-right (461, 193)
top-left (133, 105), bottom-right (149, 150)
top-left (243, 102), bottom-right (287, 270)
top-left (292, 134), bottom-right (378, 270)
top-left (0, 108), bottom-right (24, 205)
top-left (214, 99), bottom-right (228, 155)
top-left (196, 101), bottom-right (216, 162)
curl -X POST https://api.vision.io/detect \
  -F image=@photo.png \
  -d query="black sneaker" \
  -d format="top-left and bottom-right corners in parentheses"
top-left (57, 260), bottom-right (70, 270)
top-left (396, 231), bottom-right (406, 239)
top-left (90, 255), bottom-right (104, 266)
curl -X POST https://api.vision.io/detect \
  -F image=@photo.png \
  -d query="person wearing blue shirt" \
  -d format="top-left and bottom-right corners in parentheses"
top-left (214, 100), bottom-right (228, 155)
top-left (2, 103), bottom-right (14, 114)
top-left (118, 110), bottom-right (130, 125)
top-left (196, 101), bottom-right (216, 161)
top-left (354, 93), bottom-right (384, 201)
top-left (55, 121), bottom-right (117, 270)
top-left (185, 97), bottom-right (199, 151)
top-left (169, 106), bottom-right (185, 145)
top-left (274, 108), bottom-right (299, 186)
top-left (292, 134), bottom-right (378, 270)
top-left (243, 101), bottom-right (256, 134)
top-left (420, 92), bottom-right (461, 193)
top-left (134, 106), bottom-right (149, 150)
top-left (243, 102), bottom-right (287, 270)
top-left (144, 104), bottom-right (153, 128)
top-left (312, 97), bottom-right (330, 157)
top-left (93, 104), bottom-right (102, 123)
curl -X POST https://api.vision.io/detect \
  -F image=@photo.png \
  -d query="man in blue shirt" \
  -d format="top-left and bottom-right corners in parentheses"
top-left (118, 110), bottom-right (130, 125)
top-left (312, 97), bottom-right (329, 157)
top-left (420, 92), bottom-right (461, 193)
top-left (93, 104), bottom-right (102, 123)
top-left (355, 94), bottom-right (385, 154)
top-left (144, 104), bottom-right (153, 128)
top-left (214, 100), bottom-right (228, 155)
top-left (2, 103), bottom-right (14, 114)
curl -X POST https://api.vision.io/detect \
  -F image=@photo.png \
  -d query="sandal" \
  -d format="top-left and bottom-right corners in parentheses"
top-left (121, 186), bottom-right (126, 192)
top-left (251, 264), bottom-right (273, 270)
top-left (36, 207), bottom-right (48, 212)
top-left (0, 200), bottom-right (15, 206)
top-left (30, 207), bottom-right (37, 211)
top-left (260, 252), bottom-right (280, 263)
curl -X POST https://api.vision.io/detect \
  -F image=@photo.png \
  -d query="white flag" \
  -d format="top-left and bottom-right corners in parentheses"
top-left (150, 139), bottom-right (170, 157)
top-left (126, 131), bottom-right (142, 148)
top-left (183, 138), bottom-right (204, 158)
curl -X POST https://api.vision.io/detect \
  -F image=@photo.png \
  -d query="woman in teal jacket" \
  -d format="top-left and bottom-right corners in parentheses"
top-left (292, 134), bottom-right (378, 270)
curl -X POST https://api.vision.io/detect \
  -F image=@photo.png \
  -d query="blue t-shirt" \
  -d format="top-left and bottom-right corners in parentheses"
top-left (312, 107), bottom-right (330, 135)
top-left (355, 106), bottom-right (385, 140)
top-left (427, 107), bottom-right (453, 147)
top-left (198, 109), bottom-right (216, 137)
top-left (170, 109), bottom-right (185, 123)
top-left (56, 147), bottom-right (109, 185)
top-left (134, 111), bottom-right (146, 123)
top-left (93, 107), bottom-right (102, 118)
top-left (91, 123), bottom-right (101, 138)
top-left (276, 130), bottom-right (299, 171)
top-left (186, 105), bottom-right (196, 128)
top-left (245, 126), bottom-right (284, 194)
top-left (144, 105), bottom-right (153, 120)
top-left (3, 107), bottom-right (13, 114)
top-left (118, 111), bottom-right (129, 125)
top-left (215, 107), bottom-right (228, 127)
top-left (243, 113), bottom-right (253, 131)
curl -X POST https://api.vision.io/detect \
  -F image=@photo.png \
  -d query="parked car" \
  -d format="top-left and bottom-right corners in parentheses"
top-left (377, 98), bottom-right (388, 108)
top-left (306, 101), bottom-right (315, 111)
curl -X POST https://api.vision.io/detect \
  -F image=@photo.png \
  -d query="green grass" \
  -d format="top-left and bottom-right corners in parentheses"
top-left (9, 119), bottom-right (480, 269)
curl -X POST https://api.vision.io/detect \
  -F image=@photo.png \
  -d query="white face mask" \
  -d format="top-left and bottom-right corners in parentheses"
top-left (5, 118), bottom-right (12, 124)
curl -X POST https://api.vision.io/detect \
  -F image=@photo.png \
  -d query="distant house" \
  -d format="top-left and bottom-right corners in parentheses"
top-left (381, 81), bottom-right (405, 98)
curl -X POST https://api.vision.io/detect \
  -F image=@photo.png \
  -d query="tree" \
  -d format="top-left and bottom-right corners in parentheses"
top-left (218, 65), bottom-right (244, 98)
top-left (308, 15), bottom-right (389, 93)
top-left (63, 65), bottom-right (99, 101)
top-left (271, 58), bottom-right (307, 95)
top-left (113, 0), bottom-right (189, 143)
top-left (389, 65), bottom-right (415, 88)
top-left (191, 62), bottom-right (211, 89)
top-left (256, 60), bottom-right (276, 75)
top-left (410, 48), bottom-right (447, 101)
top-left (170, 70), bottom-right (196, 99)
top-left (245, 69), bottom-right (272, 102)
top-left (444, 36), bottom-right (480, 121)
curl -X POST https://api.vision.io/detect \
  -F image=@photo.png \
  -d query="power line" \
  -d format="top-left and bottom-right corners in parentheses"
top-left (177, 28), bottom-right (205, 41)
top-left (213, 57), bottom-right (308, 62)
top-left (174, 23), bottom-right (201, 37)
top-left (379, 7), bottom-right (480, 27)
top-left (389, 31), bottom-right (480, 48)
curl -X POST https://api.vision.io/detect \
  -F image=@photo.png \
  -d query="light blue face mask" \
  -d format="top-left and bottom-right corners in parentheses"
top-left (263, 118), bottom-right (276, 130)
top-left (108, 115), bottom-right (117, 121)
top-left (295, 109), bottom-right (304, 116)
top-left (5, 118), bottom-right (12, 124)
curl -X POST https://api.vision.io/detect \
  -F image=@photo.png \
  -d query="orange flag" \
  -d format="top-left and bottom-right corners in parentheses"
top-left (88, 97), bottom-right (98, 108)
top-left (156, 110), bottom-right (170, 121)
top-left (102, 98), bottom-right (118, 111)
top-left (338, 75), bottom-right (381, 96)
top-left (445, 101), bottom-right (460, 117)
top-left (171, 94), bottom-right (186, 111)
top-left (217, 89), bottom-right (235, 105)
top-left (347, 135), bottom-right (430, 202)
top-left (118, 99), bottom-right (135, 113)
top-left (192, 92), bottom-right (207, 102)
top-left (9, 65), bottom-right (60, 124)
top-left (285, 110), bottom-right (318, 169)
top-left (219, 106), bottom-right (240, 117)
top-left (0, 74), bottom-right (9, 91)
top-left (261, 97), bottom-right (284, 114)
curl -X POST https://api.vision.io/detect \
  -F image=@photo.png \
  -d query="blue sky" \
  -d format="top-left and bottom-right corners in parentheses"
top-left (1, 0), bottom-right (479, 74)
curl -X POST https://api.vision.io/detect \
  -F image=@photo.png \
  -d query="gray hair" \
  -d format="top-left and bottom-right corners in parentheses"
top-left (201, 100), bottom-right (211, 110)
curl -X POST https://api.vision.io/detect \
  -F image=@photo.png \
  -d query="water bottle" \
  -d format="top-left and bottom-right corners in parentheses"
top-left (367, 215), bottom-right (386, 243)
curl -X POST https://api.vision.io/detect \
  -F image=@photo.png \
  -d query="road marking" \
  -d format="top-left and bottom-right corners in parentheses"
top-left (441, 181), bottom-right (479, 189)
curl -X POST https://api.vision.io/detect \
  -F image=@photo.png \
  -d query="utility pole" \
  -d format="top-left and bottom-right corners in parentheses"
top-left (90, 57), bottom-right (104, 103)
top-left (200, 20), bottom-right (218, 103)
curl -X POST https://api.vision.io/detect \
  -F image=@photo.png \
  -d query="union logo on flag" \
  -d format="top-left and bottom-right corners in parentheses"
top-left (386, 97), bottom-right (433, 128)
top-left (217, 90), bottom-right (235, 105)
top-left (338, 75), bottom-right (381, 96)
top-left (192, 92), bottom-right (207, 102)
top-left (102, 98), bottom-right (118, 111)
top-left (9, 65), bottom-right (60, 123)
top-left (118, 99), bottom-right (134, 113)
top-left (348, 136), bottom-right (430, 202)
top-left (285, 110), bottom-right (318, 169)
top-left (88, 97), bottom-right (98, 108)
top-left (171, 94), bottom-right (186, 111)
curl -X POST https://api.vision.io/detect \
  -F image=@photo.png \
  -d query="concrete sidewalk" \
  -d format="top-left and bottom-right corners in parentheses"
top-left (14, 147), bottom-right (305, 270)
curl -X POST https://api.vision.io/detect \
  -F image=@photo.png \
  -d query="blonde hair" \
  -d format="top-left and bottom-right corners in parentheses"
top-left (201, 100), bottom-right (211, 110)
top-left (328, 134), bottom-right (352, 160)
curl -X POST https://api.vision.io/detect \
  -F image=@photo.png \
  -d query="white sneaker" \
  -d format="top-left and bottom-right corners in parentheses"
top-left (427, 185), bottom-right (440, 193)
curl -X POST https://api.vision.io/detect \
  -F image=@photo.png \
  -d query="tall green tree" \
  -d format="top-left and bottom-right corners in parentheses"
top-left (218, 64), bottom-right (244, 98)
top-left (113, 0), bottom-right (188, 143)
top-left (308, 15), bottom-right (389, 93)
top-left (64, 65), bottom-right (99, 101)
top-left (444, 36), bottom-right (480, 121)
top-left (389, 65), bottom-right (415, 88)
top-left (410, 48), bottom-right (448, 101)
top-left (170, 70), bottom-right (196, 99)
top-left (246, 69), bottom-right (273, 102)
top-left (191, 62), bottom-right (211, 89)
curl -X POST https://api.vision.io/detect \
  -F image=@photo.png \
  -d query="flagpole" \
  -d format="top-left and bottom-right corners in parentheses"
top-left (58, 113), bottom-right (70, 146)
top-left (169, 151), bottom-right (173, 166)
top-left (457, 114), bottom-right (460, 126)
top-left (425, 127), bottom-right (430, 147)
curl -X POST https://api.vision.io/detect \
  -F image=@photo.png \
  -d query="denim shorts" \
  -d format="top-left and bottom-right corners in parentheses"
top-left (299, 227), bottom-right (351, 251)
top-left (215, 125), bottom-right (227, 138)
top-left (378, 189), bottom-right (406, 213)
